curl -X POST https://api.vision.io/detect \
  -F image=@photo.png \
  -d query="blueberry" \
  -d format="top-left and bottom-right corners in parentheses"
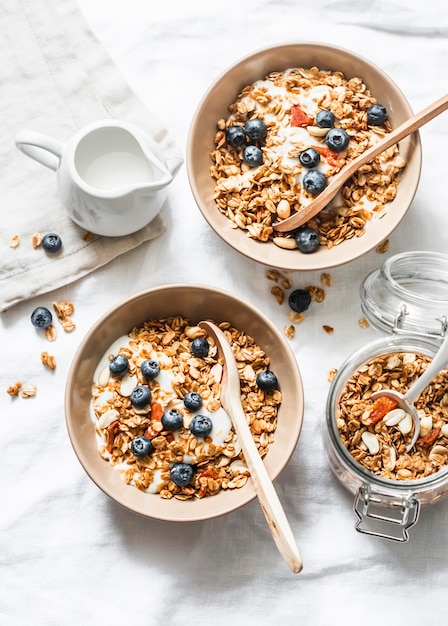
top-left (162, 409), bottom-right (184, 431)
top-left (288, 289), bottom-right (312, 313)
top-left (316, 110), bottom-right (335, 128)
top-left (109, 355), bottom-right (129, 377)
top-left (30, 306), bottom-right (53, 329)
top-left (41, 233), bottom-right (62, 253)
top-left (226, 125), bottom-right (246, 147)
top-left (130, 436), bottom-right (152, 457)
top-left (130, 385), bottom-right (151, 408)
top-left (243, 145), bottom-right (263, 167)
top-left (256, 371), bottom-right (279, 392)
top-left (191, 337), bottom-right (209, 358)
top-left (140, 359), bottom-right (160, 380)
top-left (367, 103), bottom-right (388, 126)
top-left (189, 414), bottom-right (213, 437)
top-left (325, 128), bottom-right (349, 152)
top-left (183, 391), bottom-right (203, 411)
top-left (294, 226), bottom-right (320, 254)
top-left (302, 170), bottom-right (326, 195)
top-left (170, 462), bottom-right (194, 487)
top-left (245, 118), bottom-right (267, 144)
top-left (299, 147), bottom-right (321, 169)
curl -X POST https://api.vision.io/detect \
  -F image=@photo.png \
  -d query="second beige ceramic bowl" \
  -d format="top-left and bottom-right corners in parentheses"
top-left (65, 284), bottom-right (304, 522)
top-left (187, 42), bottom-right (422, 271)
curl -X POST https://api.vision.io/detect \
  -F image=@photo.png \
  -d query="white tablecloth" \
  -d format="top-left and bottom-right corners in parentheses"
top-left (2, 1), bottom-right (448, 624)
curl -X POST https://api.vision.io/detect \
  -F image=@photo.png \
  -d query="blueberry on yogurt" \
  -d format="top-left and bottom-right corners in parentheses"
top-left (130, 436), bottom-right (152, 458)
top-left (130, 385), bottom-right (151, 408)
top-left (161, 409), bottom-right (184, 431)
top-left (191, 337), bottom-right (210, 358)
top-left (299, 147), bottom-right (320, 169)
top-left (140, 359), bottom-right (160, 380)
top-left (183, 391), bottom-right (203, 411)
top-left (170, 462), bottom-right (195, 487)
top-left (226, 125), bottom-right (246, 147)
top-left (109, 354), bottom-right (129, 377)
top-left (367, 103), bottom-right (388, 126)
top-left (245, 118), bottom-right (267, 144)
top-left (30, 306), bottom-right (53, 329)
top-left (243, 145), bottom-right (263, 167)
top-left (316, 109), bottom-right (335, 128)
top-left (294, 226), bottom-right (320, 254)
top-left (302, 170), bottom-right (326, 195)
top-left (189, 414), bottom-right (213, 437)
top-left (325, 128), bottom-right (350, 152)
top-left (256, 370), bottom-right (279, 392)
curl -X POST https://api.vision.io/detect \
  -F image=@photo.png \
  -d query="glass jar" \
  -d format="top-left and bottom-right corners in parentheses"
top-left (325, 251), bottom-right (448, 542)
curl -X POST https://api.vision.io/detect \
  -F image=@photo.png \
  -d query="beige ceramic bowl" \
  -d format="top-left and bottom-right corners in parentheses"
top-left (187, 42), bottom-right (422, 270)
top-left (65, 284), bottom-right (304, 522)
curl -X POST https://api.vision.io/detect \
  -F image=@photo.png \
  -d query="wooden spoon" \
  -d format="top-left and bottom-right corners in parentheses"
top-left (198, 320), bottom-right (303, 574)
top-left (370, 333), bottom-right (448, 453)
top-left (273, 93), bottom-right (448, 233)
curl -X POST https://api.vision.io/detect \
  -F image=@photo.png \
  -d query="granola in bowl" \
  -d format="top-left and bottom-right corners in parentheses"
top-left (211, 66), bottom-right (406, 251)
top-left (91, 316), bottom-right (281, 500)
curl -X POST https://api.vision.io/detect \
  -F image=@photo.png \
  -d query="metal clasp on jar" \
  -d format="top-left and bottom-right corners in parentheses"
top-left (353, 484), bottom-right (420, 542)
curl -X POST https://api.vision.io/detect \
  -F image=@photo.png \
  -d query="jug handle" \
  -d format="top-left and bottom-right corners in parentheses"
top-left (15, 130), bottom-right (63, 172)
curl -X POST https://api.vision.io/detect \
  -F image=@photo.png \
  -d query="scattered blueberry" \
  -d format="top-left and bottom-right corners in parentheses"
top-left (131, 436), bottom-right (152, 457)
top-left (299, 147), bottom-right (321, 169)
top-left (288, 289), bottom-right (312, 313)
top-left (140, 359), bottom-right (160, 380)
top-left (226, 125), bottom-right (246, 147)
top-left (189, 414), bottom-right (213, 437)
top-left (191, 337), bottom-right (209, 358)
top-left (183, 391), bottom-right (203, 411)
top-left (302, 170), bottom-right (326, 195)
top-left (367, 103), bottom-right (388, 126)
top-left (130, 385), bottom-right (151, 408)
top-left (245, 118), bottom-right (267, 144)
top-left (325, 127), bottom-right (350, 152)
top-left (161, 409), bottom-right (184, 431)
top-left (294, 226), bottom-right (320, 254)
top-left (256, 370), bottom-right (279, 392)
top-left (109, 354), bottom-right (129, 377)
top-left (170, 462), bottom-right (194, 487)
top-left (243, 145), bottom-right (263, 167)
top-left (30, 306), bottom-right (53, 329)
top-left (41, 233), bottom-right (62, 254)
top-left (316, 110), bottom-right (335, 128)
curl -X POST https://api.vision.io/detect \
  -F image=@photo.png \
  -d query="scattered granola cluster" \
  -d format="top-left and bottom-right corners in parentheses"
top-left (336, 352), bottom-right (448, 480)
top-left (211, 67), bottom-right (405, 250)
top-left (91, 316), bottom-right (281, 500)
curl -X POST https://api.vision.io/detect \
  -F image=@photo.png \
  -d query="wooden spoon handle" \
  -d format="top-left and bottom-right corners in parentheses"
top-left (273, 93), bottom-right (448, 233)
top-left (199, 321), bottom-right (302, 573)
top-left (226, 392), bottom-right (303, 573)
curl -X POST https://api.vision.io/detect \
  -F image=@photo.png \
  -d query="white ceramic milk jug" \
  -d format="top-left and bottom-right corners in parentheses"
top-left (15, 120), bottom-right (173, 236)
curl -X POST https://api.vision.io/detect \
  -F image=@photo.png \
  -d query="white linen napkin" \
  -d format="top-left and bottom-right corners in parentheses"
top-left (0, 0), bottom-right (183, 312)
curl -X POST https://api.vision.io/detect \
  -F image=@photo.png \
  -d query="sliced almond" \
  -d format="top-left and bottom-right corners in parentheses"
top-left (383, 446), bottom-right (396, 472)
top-left (98, 365), bottom-right (111, 387)
top-left (307, 125), bottom-right (328, 137)
top-left (429, 445), bottom-right (448, 461)
top-left (120, 373), bottom-right (138, 397)
top-left (361, 431), bottom-right (380, 455)
top-left (419, 415), bottom-right (433, 438)
top-left (398, 413), bottom-right (413, 434)
top-left (97, 408), bottom-right (120, 429)
top-left (383, 408), bottom-right (406, 426)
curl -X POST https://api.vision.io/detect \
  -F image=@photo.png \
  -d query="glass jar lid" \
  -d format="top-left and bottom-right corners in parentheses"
top-left (360, 251), bottom-right (448, 338)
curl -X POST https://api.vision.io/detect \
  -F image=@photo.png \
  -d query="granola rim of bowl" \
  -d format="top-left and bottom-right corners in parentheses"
top-left (187, 41), bottom-right (422, 271)
top-left (65, 284), bottom-right (304, 522)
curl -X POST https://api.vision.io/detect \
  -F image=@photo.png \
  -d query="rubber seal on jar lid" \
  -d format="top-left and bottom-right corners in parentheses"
top-left (360, 251), bottom-right (448, 338)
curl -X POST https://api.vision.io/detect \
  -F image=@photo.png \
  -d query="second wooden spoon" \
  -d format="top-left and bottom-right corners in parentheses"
top-left (199, 320), bottom-right (303, 574)
top-left (273, 93), bottom-right (448, 233)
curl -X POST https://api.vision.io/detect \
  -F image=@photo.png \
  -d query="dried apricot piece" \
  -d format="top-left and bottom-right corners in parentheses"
top-left (366, 396), bottom-right (399, 425)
